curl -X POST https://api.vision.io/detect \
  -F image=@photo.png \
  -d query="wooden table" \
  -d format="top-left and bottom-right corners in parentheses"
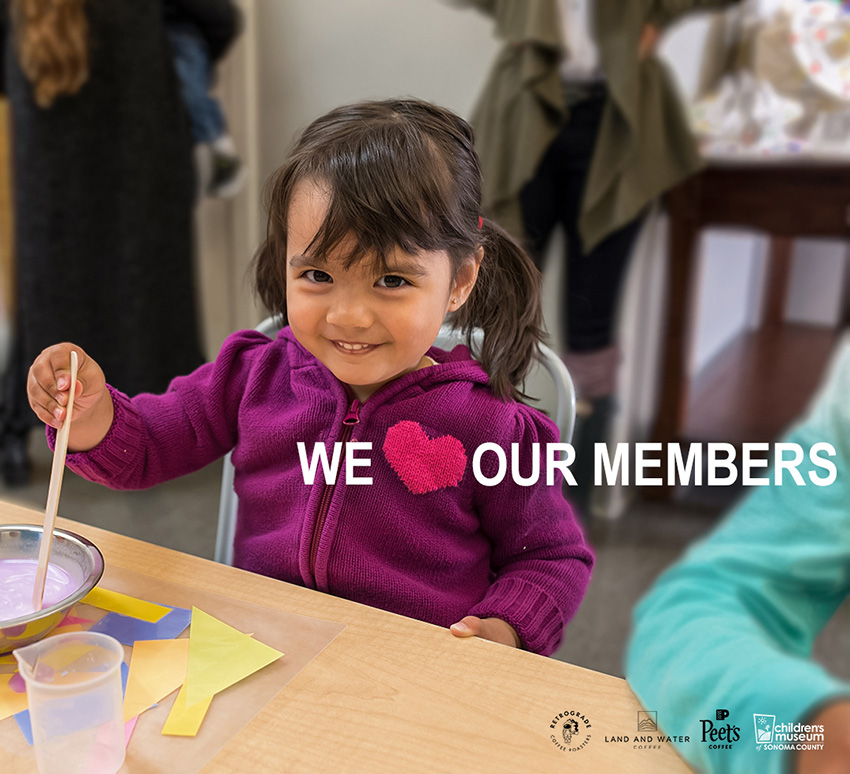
top-left (0, 501), bottom-right (691, 773)
top-left (650, 161), bottom-right (850, 493)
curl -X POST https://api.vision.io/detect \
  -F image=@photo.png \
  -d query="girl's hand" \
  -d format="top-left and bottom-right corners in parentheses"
top-left (28, 343), bottom-right (114, 451)
top-left (450, 616), bottom-right (521, 648)
top-left (638, 23), bottom-right (660, 61)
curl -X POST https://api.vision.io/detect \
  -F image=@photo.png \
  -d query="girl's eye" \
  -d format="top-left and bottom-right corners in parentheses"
top-left (304, 269), bottom-right (332, 283)
top-left (377, 275), bottom-right (408, 289)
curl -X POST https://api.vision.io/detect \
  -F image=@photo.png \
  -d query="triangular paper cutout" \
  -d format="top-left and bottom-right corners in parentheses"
top-left (185, 607), bottom-right (283, 707)
top-left (123, 638), bottom-right (189, 722)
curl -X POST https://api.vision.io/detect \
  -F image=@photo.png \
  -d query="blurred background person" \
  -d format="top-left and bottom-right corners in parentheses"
top-left (165, 0), bottom-right (246, 198)
top-left (627, 339), bottom-right (850, 774)
top-left (0, 0), bottom-right (220, 485)
top-left (452, 0), bottom-right (742, 511)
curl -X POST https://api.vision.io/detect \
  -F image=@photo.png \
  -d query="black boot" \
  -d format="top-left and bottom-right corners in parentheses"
top-left (567, 396), bottom-right (614, 518)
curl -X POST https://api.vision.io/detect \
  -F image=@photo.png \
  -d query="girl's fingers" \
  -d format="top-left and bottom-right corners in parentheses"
top-left (27, 378), bottom-right (64, 428)
top-left (27, 344), bottom-right (102, 428)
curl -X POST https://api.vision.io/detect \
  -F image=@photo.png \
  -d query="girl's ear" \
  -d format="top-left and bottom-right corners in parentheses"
top-left (450, 247), bottom-right (483, 310)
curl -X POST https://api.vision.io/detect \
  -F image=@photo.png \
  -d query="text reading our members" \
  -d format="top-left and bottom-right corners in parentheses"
top-left (296, 441), bottom-right (837, 487)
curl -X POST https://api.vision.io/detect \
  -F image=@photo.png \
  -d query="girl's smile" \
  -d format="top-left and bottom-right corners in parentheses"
top-left (285, 181), bottom-right (478, 402)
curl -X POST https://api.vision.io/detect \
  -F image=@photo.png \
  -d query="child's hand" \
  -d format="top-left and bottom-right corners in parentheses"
top-left (796, 701), bottom-right (850, 773)
top-left (450, 616), bottom-right (521, 648)
top-left (28, 343), bottom-right (114, 451)
top-left (638, 23), bottom-right (660, 61)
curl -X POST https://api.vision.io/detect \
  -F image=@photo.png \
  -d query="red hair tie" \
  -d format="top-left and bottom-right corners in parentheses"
top-left (478, 216), bottom-right (484, 229)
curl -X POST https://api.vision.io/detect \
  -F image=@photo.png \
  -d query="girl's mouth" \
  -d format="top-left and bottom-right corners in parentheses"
top-left (332, 340), bottom-right (380, 354)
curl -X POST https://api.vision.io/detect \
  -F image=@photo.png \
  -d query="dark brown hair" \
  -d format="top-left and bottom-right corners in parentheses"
top-left (255, 98), bottom-right (544, 400)
top-left (11, 0), bottom-right (89, 108)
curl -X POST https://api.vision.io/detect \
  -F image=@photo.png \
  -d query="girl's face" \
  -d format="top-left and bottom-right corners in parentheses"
top-left (286, 180), bottom-right (479, 402)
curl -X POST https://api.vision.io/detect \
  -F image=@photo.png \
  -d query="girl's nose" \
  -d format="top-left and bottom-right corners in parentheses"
top-left (326, 295), bottom-right (373, 329)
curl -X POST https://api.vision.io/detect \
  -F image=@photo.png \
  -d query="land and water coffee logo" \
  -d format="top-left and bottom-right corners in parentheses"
top-left (753, 714), bottom-right (824, 752)
top-left (548, 709), bottom-right (592, 752)
top-left (699, 709), bottom-right (741, 749)
top-left (602, 711), bottom-right (690, 751)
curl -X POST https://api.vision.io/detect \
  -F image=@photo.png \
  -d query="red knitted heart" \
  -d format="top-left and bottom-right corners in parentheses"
top-left (382, 420), bottom-right (467, 494)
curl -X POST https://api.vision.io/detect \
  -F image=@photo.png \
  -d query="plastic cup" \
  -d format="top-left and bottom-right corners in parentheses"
top-left (13, 631), bottom-right (126, 774)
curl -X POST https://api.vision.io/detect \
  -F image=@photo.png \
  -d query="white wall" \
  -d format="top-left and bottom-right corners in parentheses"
top-left (786, 240), bottom-right (849, 326)
top-left (255, 1), bottom-right (499, 179)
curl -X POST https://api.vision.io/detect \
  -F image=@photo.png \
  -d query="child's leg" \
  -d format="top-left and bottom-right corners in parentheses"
top-left (167, 25), bottom-right (227, 145)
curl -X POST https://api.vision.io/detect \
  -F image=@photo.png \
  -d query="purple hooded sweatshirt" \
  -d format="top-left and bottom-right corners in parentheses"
top-left (60, 327), bottom-right (593, 655)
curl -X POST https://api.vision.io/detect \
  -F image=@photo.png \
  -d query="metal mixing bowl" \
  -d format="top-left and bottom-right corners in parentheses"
top-left (0, 525), bottom-right (104, 654)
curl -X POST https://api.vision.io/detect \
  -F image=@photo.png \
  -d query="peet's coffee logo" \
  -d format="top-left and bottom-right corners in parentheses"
top-left (603, 711), bottom-right (690, 751)
top-left (548, 709), bottom-right (592, 752)
top-left (700, 709), bottom-right (741, 749)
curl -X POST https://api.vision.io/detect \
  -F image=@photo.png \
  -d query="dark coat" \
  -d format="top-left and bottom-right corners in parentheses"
top-left (1, 0), bottom-right (213, 398)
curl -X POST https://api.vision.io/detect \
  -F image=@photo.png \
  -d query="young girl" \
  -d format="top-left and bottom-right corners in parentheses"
top-left (27, 99), bottom-right (593, 656)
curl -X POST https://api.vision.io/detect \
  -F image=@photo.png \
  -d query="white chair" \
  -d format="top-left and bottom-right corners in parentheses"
top-left (432, 325), bottom-right (576, 444)
top-left (214, 315), bottom-right (282, 566)
top-left (215, 318), bottom-right (576, 566)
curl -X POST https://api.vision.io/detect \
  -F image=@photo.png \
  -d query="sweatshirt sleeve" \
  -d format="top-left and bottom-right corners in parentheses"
top-left (626, 342), bottom-right (850, 774)
top-left (467, 404), bottom-right (594, 656)
top-left (50, 330), bottom-right (272, 490)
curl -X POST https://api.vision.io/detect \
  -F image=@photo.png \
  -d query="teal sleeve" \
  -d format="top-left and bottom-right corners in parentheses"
top-left (626, 343), bottom-right (850, 774)
top-left (647, 0), bottom-right (742, 29)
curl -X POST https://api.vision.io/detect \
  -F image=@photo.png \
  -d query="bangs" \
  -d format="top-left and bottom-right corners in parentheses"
top-left (294, 126), bottom-right (468, 270)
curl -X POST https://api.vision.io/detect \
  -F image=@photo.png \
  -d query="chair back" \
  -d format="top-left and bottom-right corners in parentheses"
top-left (433, 325), bottom-right (576, 444)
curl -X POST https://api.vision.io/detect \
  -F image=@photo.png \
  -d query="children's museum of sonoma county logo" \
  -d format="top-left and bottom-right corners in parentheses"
top-left (754, 714), bottom-right (824, 752)
top-left (549, 709), bottom-right (592, 752)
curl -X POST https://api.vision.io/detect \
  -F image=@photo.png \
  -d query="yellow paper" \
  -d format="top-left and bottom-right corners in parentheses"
top-left (82, 588), bottom-right (171, 623)
top-left (160, 681), bottom-right (212, 737)
top-left (185, 607), bottom-right (283, 708)
top-left (39, 643), bottom-right (101, 672)
top-left (0, 674), bottom-right (28, 721)
top-left (123, 639), bottom-right (190, 723)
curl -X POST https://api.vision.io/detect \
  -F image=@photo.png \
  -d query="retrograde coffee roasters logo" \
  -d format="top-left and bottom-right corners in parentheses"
top-left (549, 709), bottom-right (592, 752)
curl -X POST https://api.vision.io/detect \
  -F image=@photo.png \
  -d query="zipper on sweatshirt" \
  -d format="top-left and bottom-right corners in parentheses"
top-left (308, 397), bottom-right (361, 582)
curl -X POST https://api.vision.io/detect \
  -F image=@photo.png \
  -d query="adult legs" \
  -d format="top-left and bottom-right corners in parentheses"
top-left (167, 25), bottom-right (226, 144)
top-left (520, 88), bottom-right (645, 513)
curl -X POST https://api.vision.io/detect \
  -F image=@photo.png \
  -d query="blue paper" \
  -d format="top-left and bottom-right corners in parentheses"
top-left (88, 606), bottom-right (192, 646)
top-left (14, 660), bottom-right (131, 746)
top-left (14, 710), bottom-right (32, 745)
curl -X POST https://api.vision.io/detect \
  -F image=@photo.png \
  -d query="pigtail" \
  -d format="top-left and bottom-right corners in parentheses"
top-left (453, 218), bottom-right (545, 401)
top-left (253, 165), bottom-right (292, 321)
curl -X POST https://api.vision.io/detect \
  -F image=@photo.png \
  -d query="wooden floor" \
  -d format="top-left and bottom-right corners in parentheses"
top-left (685, 323), bottom-right (842, 444)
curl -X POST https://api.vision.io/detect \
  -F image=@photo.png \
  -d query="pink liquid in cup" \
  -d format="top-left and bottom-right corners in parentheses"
top-left (0, 558), bottom-right (80, 622)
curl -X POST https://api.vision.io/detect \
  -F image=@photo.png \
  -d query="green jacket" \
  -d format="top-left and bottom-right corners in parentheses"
top-left (462, 0), bottom-right (740, 250)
